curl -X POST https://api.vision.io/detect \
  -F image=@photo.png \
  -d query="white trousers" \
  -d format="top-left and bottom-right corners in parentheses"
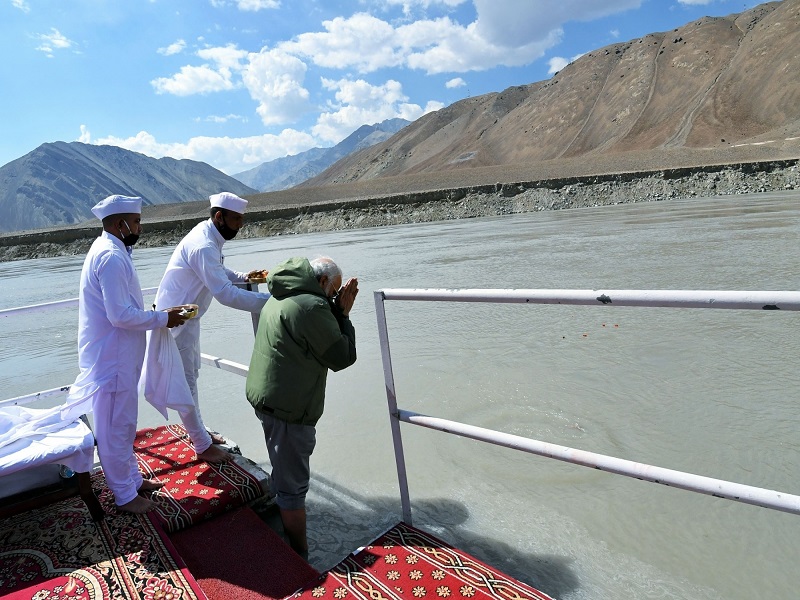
top-left (92, 388), bottom-right (142, 506)
top-left (174, 323), bottom-right (213, 453)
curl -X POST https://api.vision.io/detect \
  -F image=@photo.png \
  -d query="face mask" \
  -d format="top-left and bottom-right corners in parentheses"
top-left (121, 220), bottom-right (140, 247)
top-left (216, 215), bottom-right (239, 240)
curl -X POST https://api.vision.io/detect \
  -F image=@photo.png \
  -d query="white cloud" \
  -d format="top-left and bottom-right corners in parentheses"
top-left (547, 57), bottom-right (569, 75)
top-left (198, 114), bottom-right (249, 124)
top-left (210, 0), bottom-right (280, 10)
top-left (241, 49), bottom-right (311, 125)
top-left (93, 129), bottom-right (317, 175)
top-left (237, 0), bottom-right (280, 10)
top-left (311, 77), bottom-right (440, 143)
top-left (282, 14), bottom-right (404, 73)
top-left (152, 0), bottom-right (648, 125)
top-left (138, 0), bottom-right (650, 166)
top-left (383, 0), bottom-right (467, 15)
top-left (152, 64), bottom-right (238, 95)
top-left (678, 0), bottom-right (714, 4)
top-left (474, 0), bottom-right (641, 48)
top-left (152, 44), bottom-right (247, 95)
top-left (12, 0), bottom-right (30, 13)
top-left (197, 45), bottom-right (248, 70)
top-left (383, 0), bottom-right (466, 7)
top-left (547, 52), bottom-right (584, 75)
top-left (158, 39), bottom-right (187, 56)
top-left (78, 125), bottom-right (91, 144)
top-left (281, 3), bottom-right (643, 76)
top-left (35, 28), bottom-right (74, 57)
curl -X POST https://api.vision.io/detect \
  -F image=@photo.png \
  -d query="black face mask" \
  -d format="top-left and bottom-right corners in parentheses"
top-left (216, 215), bottom-right (239, 241)
top-left (121, 221), bottom-right (140, 247)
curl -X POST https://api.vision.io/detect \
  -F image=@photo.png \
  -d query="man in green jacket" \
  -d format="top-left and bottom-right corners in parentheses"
top-left (246, 256), bottom-right (358, 558)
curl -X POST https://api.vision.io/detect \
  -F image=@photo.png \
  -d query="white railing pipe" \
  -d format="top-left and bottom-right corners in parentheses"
top-left (199, 354), bottom-right (249, 378)
top-left (374, 288), bottom-right (800, 525)
top-left (0, 386), bottom-right (72, 408)
top-left (2, 354), bottom-right (247, 409)
top-left (398, 409), bottom-right (800, 515)
top-left (378, 288), bottom-right (800, 310)
top-left (375, 290), bottom-right (413, 524)
top-left (0, 287), bottom-right (159, 318)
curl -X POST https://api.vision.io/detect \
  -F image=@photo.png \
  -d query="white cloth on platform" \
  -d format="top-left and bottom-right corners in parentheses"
top-left (63, 231), bottom-right (167, 506)
top-left (0, 406), bottom-right (94, 476)
top-left (0, 405), bottom-right (72, 450)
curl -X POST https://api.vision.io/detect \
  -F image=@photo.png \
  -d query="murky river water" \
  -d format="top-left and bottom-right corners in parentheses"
top-left (1, 191), bottom-right (798, 599)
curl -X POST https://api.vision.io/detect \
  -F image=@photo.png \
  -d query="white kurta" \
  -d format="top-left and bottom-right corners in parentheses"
top-left (151, 219), bottom-right (269, 451)
top-left (64, 232), bottom-right (167, 506)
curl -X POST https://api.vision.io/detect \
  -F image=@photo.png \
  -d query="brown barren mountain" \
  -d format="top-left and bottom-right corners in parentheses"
top-left (4, 0), bottom-right (798, 246)
top-left (294, 0), bottom-right (799, 195)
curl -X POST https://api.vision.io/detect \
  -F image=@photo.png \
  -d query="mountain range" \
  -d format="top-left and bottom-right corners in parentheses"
top-left (233, 118), bottom-right (409, 192)
top-left (0, 118), bottom-right (409, 234)
top-left (299, 0), bottom-right (799, 188)
top-left (0, 143), bottom-right (256, 234)
top-left (1, 0), bottom-right (798, 234)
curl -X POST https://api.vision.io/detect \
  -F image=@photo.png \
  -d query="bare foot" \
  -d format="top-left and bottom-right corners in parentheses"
top-left (138, 479), bottom-right (165, 493)
top-left (209, 432), bottom-right (226, 444)
top-left (197, 444), bottom-right (233, 464)
top-left (117, 495), bottom-right (157, 513)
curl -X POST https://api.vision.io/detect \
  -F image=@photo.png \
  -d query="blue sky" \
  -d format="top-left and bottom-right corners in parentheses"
top-left (1, 0), bottom-right (763, 176)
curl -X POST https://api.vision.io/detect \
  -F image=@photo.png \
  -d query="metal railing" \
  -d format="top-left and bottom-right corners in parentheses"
top-left (373, 288), bottom-right (800, 525)
top-left (5, 286), bottom-right (800, 520)
top-left (0, 283), bottom-right (256, 408)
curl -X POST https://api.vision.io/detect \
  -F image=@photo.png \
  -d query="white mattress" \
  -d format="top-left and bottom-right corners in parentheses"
top-left (0, 405), bottom-right (95, 480)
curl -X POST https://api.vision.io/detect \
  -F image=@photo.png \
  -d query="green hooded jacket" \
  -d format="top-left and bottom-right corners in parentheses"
top-left (245, 257), bottom-right (357, 425)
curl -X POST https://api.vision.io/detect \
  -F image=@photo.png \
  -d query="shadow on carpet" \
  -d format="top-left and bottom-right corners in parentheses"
top-left (170, 505), bottom-right (320, 600)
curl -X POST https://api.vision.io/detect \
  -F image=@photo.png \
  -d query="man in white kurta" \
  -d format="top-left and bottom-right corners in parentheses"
top-left (66, 195), bottom-right (187, 513)
top-left (153, 192), bottom-right (270, 463)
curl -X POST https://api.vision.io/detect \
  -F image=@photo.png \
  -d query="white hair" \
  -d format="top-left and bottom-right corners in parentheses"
top-left (309, 256), bottom-right (341, 281)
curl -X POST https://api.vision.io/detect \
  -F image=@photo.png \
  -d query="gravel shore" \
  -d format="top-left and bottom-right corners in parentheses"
top-left (1, 159), bottom-right (797, 263)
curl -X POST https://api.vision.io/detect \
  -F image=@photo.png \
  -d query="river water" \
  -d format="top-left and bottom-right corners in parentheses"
top-left (1, 192), bottom-right (799, 599)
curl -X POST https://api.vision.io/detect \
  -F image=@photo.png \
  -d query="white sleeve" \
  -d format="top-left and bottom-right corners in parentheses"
top-left (98, 254), bottom-right (168, 329)
top-left (225, 265), bottom-right (248, 283)
top-left (189, 245), bottom-right (270, 313)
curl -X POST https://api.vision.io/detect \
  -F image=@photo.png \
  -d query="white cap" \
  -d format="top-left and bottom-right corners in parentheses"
top-left (210, 192), bottom-right (247, 214)
top-left (91, 195), bottom-right (143, 220)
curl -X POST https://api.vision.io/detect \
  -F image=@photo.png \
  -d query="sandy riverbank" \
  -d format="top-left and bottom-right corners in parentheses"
top-left (1, 158), bottom-right (797, 263)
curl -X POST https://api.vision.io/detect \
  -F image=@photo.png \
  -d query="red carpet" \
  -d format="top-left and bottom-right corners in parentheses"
top-left (289, 522), bottom-right (554, 600)
top-left (133, 424), bottom-right (265, 533)
top-left (0, 481), bottom-right (207, 600)
top-left (170, 506), bottom-right (320, 600)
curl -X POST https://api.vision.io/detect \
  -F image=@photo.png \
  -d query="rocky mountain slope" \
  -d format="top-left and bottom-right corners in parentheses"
top-left (233, 118), bottom-right (409, 192)
top-left (0, 142), bottom-right (256, 234)
top-left (300, 0), bottom-right (799, 188)
top-left (3, 1), bottom-right (798, 237)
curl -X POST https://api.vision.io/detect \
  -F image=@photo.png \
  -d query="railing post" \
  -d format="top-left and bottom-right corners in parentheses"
top-left (374, 290), bottom-right (413, 525)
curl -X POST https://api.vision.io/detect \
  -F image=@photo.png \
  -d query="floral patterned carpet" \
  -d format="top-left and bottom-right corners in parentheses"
top-left (0, 481), bottom-right (206, 600)
top-left (134, 424), bottom-right (265, 533)
top-left (289, 522), bottom-right (554, 600)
